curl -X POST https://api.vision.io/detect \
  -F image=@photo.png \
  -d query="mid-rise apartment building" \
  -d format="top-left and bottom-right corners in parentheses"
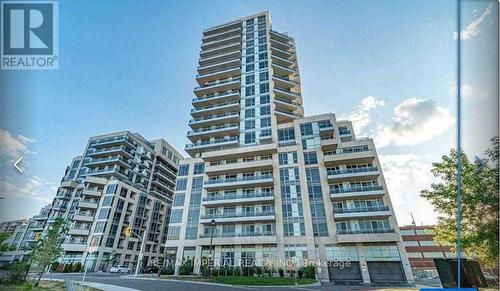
top-left (4, 131), bottom-right (182, 271)
top-left (0, 219), bottom-right (28, 234)
top-left (165, 12), bottom-right (414, 284)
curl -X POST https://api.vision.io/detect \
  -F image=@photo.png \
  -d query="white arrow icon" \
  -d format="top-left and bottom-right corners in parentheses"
top-left (14, 157), bottom-right (24, 173)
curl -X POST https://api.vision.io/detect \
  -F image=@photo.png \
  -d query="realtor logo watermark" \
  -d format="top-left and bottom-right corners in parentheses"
top-left (1, 1), bottom-right (58, 70)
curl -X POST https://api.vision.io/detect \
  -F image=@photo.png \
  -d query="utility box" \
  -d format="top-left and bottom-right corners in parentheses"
top-left (434, 258), bottom-right (487, 288)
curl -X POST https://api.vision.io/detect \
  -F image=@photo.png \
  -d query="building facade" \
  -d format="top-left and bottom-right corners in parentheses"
top-left (0, 219), bottom-right (28, 234)
top-left (400, 224), bottom-right (455, 276)
top-left (165, 12), bottom-right (414, 284)
top-left (3, 131), bottom-right (182, 271)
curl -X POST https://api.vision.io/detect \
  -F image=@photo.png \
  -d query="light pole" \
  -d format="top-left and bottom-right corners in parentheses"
top-left (209, 219), bottom-right (216, 276)
top-left (134, 230), bottom-right (147, 276)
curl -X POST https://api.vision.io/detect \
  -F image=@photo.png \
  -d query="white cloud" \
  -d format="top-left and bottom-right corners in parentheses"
top-left (340, 96), bottom-right (385, 135)
top-left (0, 129), bottom-right (35, 158)
top-left (0, 174), bottom-right (52, 203)
top-left (449, 83), bottom-right (487, 99)
top-left (453, 3), bottom-right (493, 40)
top-left (378, 154), bottom-right (438, 225)
top-left (375, 98), bottom-right (455, 147)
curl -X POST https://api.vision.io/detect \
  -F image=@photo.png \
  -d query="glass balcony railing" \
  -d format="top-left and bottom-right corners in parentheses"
top-left (189, 112), bottom-right (239, 123)
top-left (192, 90), bottom-right (240, 103)
top-left (330, 185), bottom-right (384, 194)
top-left (203, 191), bottom-right (274, 202)
top-left (334, 205), bottom-right (390, 214)
top-left (191, 101), bottom-right (239, 113)
top-left (205, 174), bottom-right (273, 185)
top-left (199, 231), bottom-right (275, 238)
top-left (337, 228), bottom-right (394, 235)
top-left (201, 211), bottom-right (275, 220)
top-left (324, 146), bottom-right (371, 156)
top-left (186, 136), bottom-right (238, 149)
top-left (195, 77), bottom-right (240, 91)
top-left (188, 124), bottom-right (239, 135)
top-left (327, 167), bottom-right (378, 176)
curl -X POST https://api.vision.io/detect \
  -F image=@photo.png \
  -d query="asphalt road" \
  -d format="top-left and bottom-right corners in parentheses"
top-left (43, 272), bottom-right (420, 291)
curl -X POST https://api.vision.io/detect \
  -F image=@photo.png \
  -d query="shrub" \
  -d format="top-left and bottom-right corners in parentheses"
top-left (211, 268), bottom-right (219, 277)
top-left (50, 261), bottom-right (59, 272)
top-left (278, 268), bottom-right (284, 278)
top-left (21, 282), bottom-right (33, 291)
top-left (160, 264), bottom-right (175, 275)
top-left (63, 263), bottom-right (73, 273)
top-left (234, 266), bottom-right (241, 276)
top-left (255, 266), bottom-right (263, 277)
top-left (73, 262), bottom-right (82, 273)
top-left (178, 259), bottom-right (193, 275)
top-left (8, 262), bottom-right (29, 284)
top-left (289, 269), bottom-right (295, 278)
top-left (297, 269), bottom-right (304, 279)
top-left (302, 265), bottom-right (315, 279)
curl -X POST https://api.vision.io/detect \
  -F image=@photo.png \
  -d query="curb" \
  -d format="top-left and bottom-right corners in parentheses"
top-left (121, 275), bottom-right (322, 288)
top-left (41, 278), bottom-right (140, 291)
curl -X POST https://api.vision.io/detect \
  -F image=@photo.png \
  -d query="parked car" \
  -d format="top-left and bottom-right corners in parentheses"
top-left (140, 265), bottom-right (160, 274)
top-left (110, 265), bottom-right (132, 273)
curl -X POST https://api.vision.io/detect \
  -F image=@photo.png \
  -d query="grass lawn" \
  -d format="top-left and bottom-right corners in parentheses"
top-left (0, 281), bottom-right (100, 291)
top-left (214, 276), bottom-right (316, 285)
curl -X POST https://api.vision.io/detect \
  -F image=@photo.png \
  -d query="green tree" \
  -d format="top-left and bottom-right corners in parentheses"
top-left (30, 218), bottom-right (68, 286)
top-left (0, 231), bottom-right (16, 256)
top-left (421, 137), bottom-right (499, 267)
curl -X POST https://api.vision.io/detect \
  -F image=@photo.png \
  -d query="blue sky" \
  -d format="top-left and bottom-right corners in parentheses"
top-left (0, 0), bottom-right (498, 225)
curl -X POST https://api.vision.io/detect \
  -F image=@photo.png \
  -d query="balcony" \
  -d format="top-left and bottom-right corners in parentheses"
top-left (84, 156), bottom-right (129, 167)
top-left (273, 76), bottom-right (300, 90)
top-left (192, 90), bottom-right (240, 107)
top-left (199, 50), bottom-right (241, 68)
top-left (201, 34), bottom-right (241, 51)
top-left (191, 101), bottom-right (240, 118)
top-left (275, 108), bottom-right (301, 122)
top-left (33, 214), bottom-right (48, 221)
top-left (336, 228), bottom-right (399, 243)
top-left (187, 124), bottom-right (239, 141)
top-left (85, 168), bottom-right (129, 180)
top-left (194, 78), bottom-right (240, 97)
top-left (271, 54), bottom-right (295, 68)
top-left (274, 97), bottom-right (302, 112)
top-left (270, 30), bottom-right (293, 44)
top-left (185, 136), bottom-right (239, 155)
top-left (200, 42), bottom-right (241, 59)
top-left (61, 241), bottom-right (87, 252)
top-left (89, 135), bottom-right (133, 148)
top-left (68, 226), bottom-right (90, 236)
top-left (272, 63), bottom-right (295, 77)
top-left (202, 192), bottom-right (274, 206)
top-left (333, 206), bottom-right (391, 219)
top-left (86, 145), bottom-right (133, 159)
top-left (273, 87), bottom-right (301, 100)
top-left (203, 21), bottom-right (240, 38)
top-left (73, 212), bottom-right (95, 222)
top-left (204, 174), bottom-right (274, 190)
top-left (188, 112), bottom-right (240, 128)
top-left (327, 167), bottom-right (380, 181)
top-left (271, 45), bottom-right (295, 60)
top-left (270, 34), bottom-right (294, 52)
top-left (82, 188), bottom-right (102, 197)
top-left (196, 66), bottom-right (241, 85)
top-left (324, 145), bottom-right (375, 164)
top-left (198, 231), bottom-right (277, 245)
top-left (202, 27), bottom-right (241, 44)
top-left (200, 211), bottom-right (275, 224)
top-left (330, 185), bottom-right (385, 200)
top-left (205, 158), bottom-right (273, 175)
top-left (78, 199), bottom-right (99, 209)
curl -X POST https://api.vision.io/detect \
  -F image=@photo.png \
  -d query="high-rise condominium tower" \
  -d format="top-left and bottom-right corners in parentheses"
top-left (165, 12), bottom-right (414, 284)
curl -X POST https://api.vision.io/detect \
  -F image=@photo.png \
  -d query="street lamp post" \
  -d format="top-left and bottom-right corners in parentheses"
top-left (134, 230), bottom-right (147, 276)
top-left (209, 219), bottom-right (216, 276)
